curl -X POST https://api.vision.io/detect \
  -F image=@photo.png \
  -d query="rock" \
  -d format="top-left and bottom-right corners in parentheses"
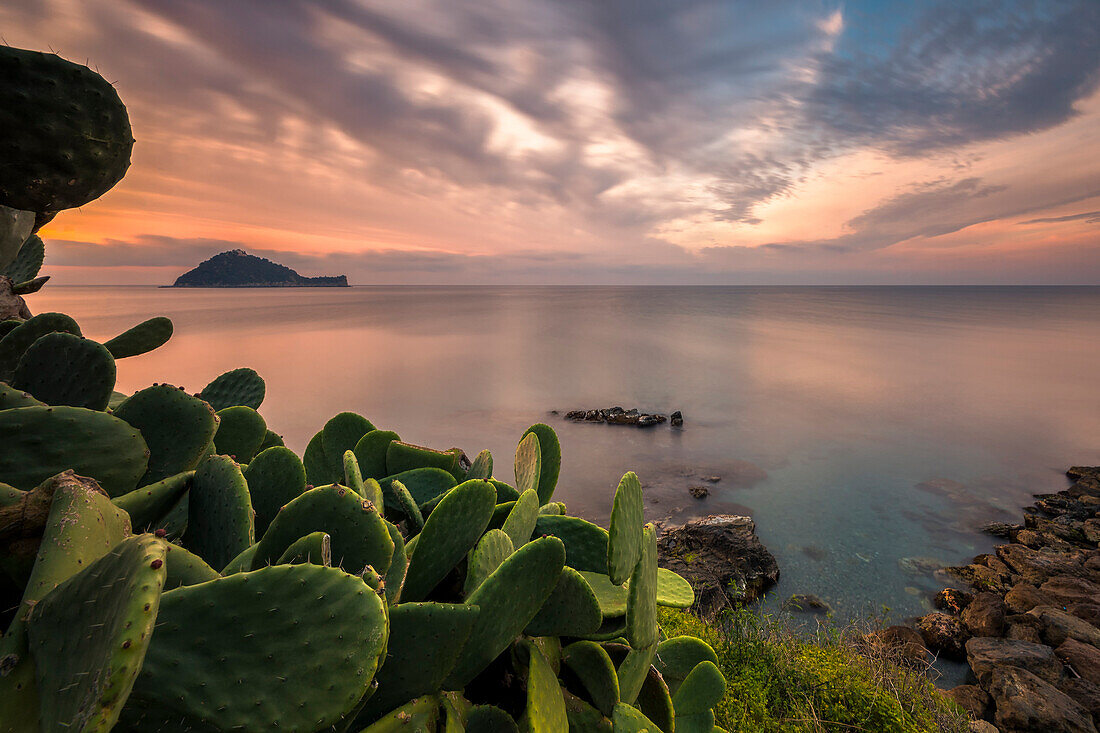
top-left (968, 721), bottom-right (999, 733)
top-left (636, 414), bottom-right (664, 427)
top-left (1009, 623), bottom-right (1045, 644)
top-left (782, 594), bottom-right (831, 614)
top-left (989, 666), bottom-right (1097, 733)
top-left (961, 593), bottom-right (1007, 638)
top-left (688, 486), bottom-right (709, 500)
top-left (1069, 467), bottom-right (1100, 482)
top-left (0, 276), bottom-right (31, 321)
top-left (985, 521), bottom-right (1024, 539)
top-left (942, 563), bottom-right (1010, 593)
top-left (935, 588), bottom-right (975, 613)
top-left (966, 637), bottom-right (1063, 686)
top-left (915, 612), bottom-right (970, 659)
top-left (1070, 604), bottom-right (1100, 628)
top-left (948, 684), bottom-right (991, 718)
top-left (606, 411), bottom-right (638, 425)
top-left (657, 515), bottom-right (778, 620)
top-left (1028, 606), bottom-right (1100, 648)
top-left (1041, 577), bottom-right (1100, 608)
top-left (1058, 639), bottom-right (1100, 686)
top-left (898, 556), bottom-right (944, 577)
top-left (1006, 583), bottom-right (1052, 614)
top-left (867, 625), bottom-right (931, 667)
top-left (1085, 520), bottom-right (1100, 544)
top-left (998, 544), bottom-right (1086, 586)
top-left (670, 410), bottom-right (683, 426)
top-left (1060, 679), bottom-right (1100, 727)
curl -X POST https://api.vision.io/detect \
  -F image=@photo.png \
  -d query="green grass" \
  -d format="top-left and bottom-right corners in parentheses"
top-left (658, 607), bottom-right (970, 733)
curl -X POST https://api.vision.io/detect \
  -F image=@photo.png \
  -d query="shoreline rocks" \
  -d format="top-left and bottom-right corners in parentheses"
top-left (915, 465), bottom-right (1100, 732)
top-left (563, 406), bottom-right (679, 428)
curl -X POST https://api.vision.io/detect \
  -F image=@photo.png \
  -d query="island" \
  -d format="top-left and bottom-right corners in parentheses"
top-left (168, 249), bottom-right (349, 287)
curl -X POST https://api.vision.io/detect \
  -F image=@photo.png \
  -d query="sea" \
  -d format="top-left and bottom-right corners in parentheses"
top-left (36, 285), bottom-right (1100, 630)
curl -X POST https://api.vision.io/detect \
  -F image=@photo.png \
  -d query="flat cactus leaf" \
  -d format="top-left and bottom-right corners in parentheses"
top-left (579, 616), bottom-right (629, 643)
top-left (0, 481), bottom-right (22, 506)
top-left (386, 440), bottom-right (457, 476)
top-left (221, 543), bottom-right (258, 575)
top-left (353, 429), bottom-right (401, 480)
top-left (0, 381), bottom-right (44, 410)
top-left (0, 312), bottom-right (81, 381)
top-left (635, 667), bottom-right (674, 733)
top-left (522, 424), bottom-right (561, 503)
top-left (390, 479), bottom-right (424, 533)
top-left (652, 568), bottom-right (694, 608)
top-left (277, 530), bottom-right (332, 566)
top-left (608, 472), bottom-right (644, 585)
top-left (357, 602), bottom-right (480, 723)
top-left (467, 705), bottom-right (519, 733)
top-left (525, 566), bottom-right (602, 637)
top-left (489, 479), bottom-right (520, 503)
top-left (26, 535), bottom-right (165, 732)
top-left (359, 695), bottom-right (440, 732)
top-left (322, 412), bottom-right (375, 478)
top-left (163, 541), bottom-right (218, 590)
top-left (152, 491), bottom-right (188, 542)
top-left (103, 316), bottom-right (173, 359)
top-left (563, 689), bottom-right (613, 733)
top-left (0, 318), bottom-right (23, 338)
top-left (120, 564), bottom-right (389, 732)
top-left (671, 661), bottom-right (724, 717)
top-left (0, 406), bottom-right (148, 495)
top-left (258, 428), bottom-right (284, 451)
top-left (379, 468), bottom-right (456, 511)
top-left (501, 488), bottom-right (539, 548)
top-left (382, 521), bottom-right (406, 604)
top-left (243, 446), bottom-right (306, 537)
top-left (112, 470), bottom-right (193, 532)
top-left (345, 451), bottom-right (386, 509)
top-left (113, 384), bottom-right (218, 485)
top-left (3, 233), bottom-right (43, 283)
top-left (253, 484), bottom-right (393, 577)
top-left (626, 525), bottom-right (658, 649)
top-left (0, 206), bottom-right (33, 272)
top-left (401, 479), bottom-right (496, 601)
top-left (534, 515), bottom-right (610, 574)
top-left (611, 702), bottom-right (660, 731)
top-left (538, 502), bottom-right (563, 516)
top-left (197, 367), bottom-right (265, 410)
top-left (11, 332), bottom-right (115, 410)
top-left (11, 275), bottom-right (48, 295)
top-left (521, 640), bottom-right (568, 732)
top-left (463, 528), bottom-right (513, 596)
top-left (653, 637), bottom-right (719, 697)
top-left (303, 430), bottom-right (336, 485)
top-left (578, 571), bottom-right (627, 618)
top-left (183, 455), bottom-right (253, 571)
top-left (616, 644), bottom-right (657, 706)
top-left (466, 449), bottom-right (493, 480)
top-left (488, 500), bottom-right (515, 531)
top-left (213, 405), bottom-right (267, 463)
top-left (513, 431), bottom-right (541, 500)
top-left (443, 535), bottom-right (565, 688)
top-left (106, 390), bottom-right (127, 410)
top-left (670, 711), bottom-right (715, 733)
top-left (563, 641), bottom-right (620, 717)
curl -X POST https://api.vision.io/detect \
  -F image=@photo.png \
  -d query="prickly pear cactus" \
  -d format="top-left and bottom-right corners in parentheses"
top-left (103, 316), bottom-right (173, 359)
top-left (197, 366), bottom-right (265, 410)
top-left (3, 233), bottom-right (43, 284)
top-left (11, 332), bottom-right (116, 410)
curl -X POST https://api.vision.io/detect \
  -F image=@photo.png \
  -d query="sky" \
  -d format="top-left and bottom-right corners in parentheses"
top-left (4, 0), bottom-right (1100, 285)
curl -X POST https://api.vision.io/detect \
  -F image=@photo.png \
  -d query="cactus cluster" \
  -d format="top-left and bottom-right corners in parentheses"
top-left (0, 42), bottom-right (728, 731)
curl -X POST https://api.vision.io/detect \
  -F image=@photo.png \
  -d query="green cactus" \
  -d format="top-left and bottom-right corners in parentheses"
top-left (197, 366), bottom-right (265, 410)
top-left (616, 644), bottom-right (657, 707)
top-left (258, 428), bottom-right (285, 451)
top-left (102, 316), bottom-right (173, 359)
top-left (562, 641), bottom-right (620, 717)
top-left (612, 702), bottom-right (661, 731)
top-left (277, 530), bottom-right (332, 566)
top-left (520, 639), bottom-right (568, 732)
top-left (303, 430), bottom-right (332, 485)
top-left (401, 479), bottom-right (496, 601)
top-left (3, 233), bottom-right (43, 283)
top-left (514, 431), bottom-right (541, 500)
top-left (522, 424), bottom-right (561, 503)
top-left (252, 484), bottom-right (393, 577)
top-left (0, 312), bottom-right (81, 380)
top-left (467, 705), bottom-right (519, 733)
top-left (626, 525), bottom-right (658, 649)
top-left (501, 488), bottom-right (539, 548)
top-left (652, 637), bottom-right (720, 697)
top-left (353, 429), bottom-right (400, 480)
top-left (106, 390), bottom-right (127, 410)
top-left (466, 449), bottom-right (493, 480)
top-left (490, 479), bottom-right (521, 503)
top-left (0, 205), bottom-right (33, 272)
top-left (525, 566), bottom-right (602, 637)
top-left (358, 696), bottom-right (440, 732)
top-left (382, 467), bottom-right (458, 510)
top-left (26, 535), bottom-right (165, 732)
top-left (113, 384), bottom-right (218, 485)
top-left (213, 405), bottom-right (267, 462)
top-left (382, 520), bottom-right (406, 605)
top-left (653, 568), bottom-right (694, 608)
top-left (386, 440), bottom-right (457, 476)
top-left (242, 446), bottom-right (307, 537)
top-left (112, 470), bottom-right (193, 532)
top-left (577, 571), bottom-right (628, 617)
top-left (0, 406), bottom-right (148, 495)
top-left (635, 667), bottom-right (674, 733)
top-left (182, 454), bottom-right (254, 570)
top-left (11, 332), bottom-right (116, 410)
top-left (163, 541), bottom-right (219, 590)
top-left (444, 535), bottom-right (566, 689)
top-left (608, 472), bottom-right (644, 585)
top-left (119, 564), bottom-right (389, 731)
top-left (221, 542), bottom-right (258, 575)
top-left (322, 412), bottom-right (375, 478)
top-left (390, 478), bottom-right (424, 532)
top-left (344, 449), bottom-right (385, 510)
top-left (463, 528), bottom-right (514, 596)
top-left (563, 689), bottom-right (612, 732)
top-left (0, 381), bottom-right (44, 410)
top-left (0, 318), bottom-right (24, 339)
top-left (672, 661), bottom-right (725, 717)
top-left (0, 46), bottom-right (133, 212)
top-left (534, 515), bottom-right (610, 574)
top-left (357, 602), bottom-right (480, 723)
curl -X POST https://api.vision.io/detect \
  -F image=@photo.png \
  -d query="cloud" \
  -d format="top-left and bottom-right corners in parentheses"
top-left (1019, 211), bottom-right (1100, 225)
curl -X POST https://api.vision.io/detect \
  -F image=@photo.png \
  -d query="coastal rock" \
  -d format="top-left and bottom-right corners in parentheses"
top-left (1085, 520), bottom-right (1100, 544)
top-left (915, 612), bottom-right (970, 659)
top-left (1059, 679), bottom-right (1100, 727)
top-left (965, 637), bottom-right (1062, 686)
top-left (1027, 606), bottom-right (1100, 648)
top-left (985, 522), bottom-right (1024, 539)
top-left (1057, 639), bottom-right (1100, 686)
top-left (942, 563), bottom-right (1010, 593)
top-left (1068, 467), bottom-right (1100, 482)
top-left (1041, 577), bottom-right (1100, 608)
top-left (688, 485), bottom-right (709, 499)
top-left (865, 625), bottom-right (931, 668)
top-left (899, 556), bottom-right (944, 577)
top-left (782, 593), bottom-right (832, 615)
top-left (565, 407), bottom-right (670, 428)
top-left (989, 666), bottom-right (1097, 733)
top-left (935, 588), bottom-right (975, 613)
top-left (969, 722), bottom-right (999, 733)
top-left (997, 544), bottom-right (1085, 586)
top-left (961, 593), bottom-right (1007, 638)
top-left (670, 410), bottom-right (683, 427)
top-left (948, 684), bottom-right (991, 719)
top-left (657, 514), bottom-right (779, 620)
top-left (1006, 583), bottom-right (1051, 614)
top-left (1070, 604), bottom-right (1100, 628)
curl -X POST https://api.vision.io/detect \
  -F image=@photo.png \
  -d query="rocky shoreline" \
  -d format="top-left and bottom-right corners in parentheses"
top-left (560, 406), bottom-right (683, 427)
top-left (912, 466), bottom-right (1100, 732)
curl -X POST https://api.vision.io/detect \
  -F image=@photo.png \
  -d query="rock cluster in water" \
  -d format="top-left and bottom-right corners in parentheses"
top-left (913, 465), bottom-right (1100, 732)
top-left (563, 407), bottom-right (683, 427)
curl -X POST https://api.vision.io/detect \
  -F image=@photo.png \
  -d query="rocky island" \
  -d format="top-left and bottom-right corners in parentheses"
top-left (169, 249), bottom-right (348, 287)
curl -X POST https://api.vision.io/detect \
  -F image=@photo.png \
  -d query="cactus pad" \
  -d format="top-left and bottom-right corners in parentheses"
top-left (304, 430), bottom-right (336, 485)
top-left (353, 429), bottom-right (400, 480)
top-left (607, 472), bottom-right (644, 585)
top-left (534, 515), bottom-right (610, 574)
top-left (626, 525), bottom-right (658, 649)
top-left (466, 449), bottom-right (493, 480)
top-left (652, 568), bottom-right (694, 608)
top-left (113, 384), bottom-right (218, 485)
top-left (578, 571), bottom-right (628, 617)
top-left (0, 205), bottom-right (33, 272)
top-left (467, 705), bottom-right (519, 732)
top-left (12, 332), bottom-right (116, 410)
top-left (671, 661), bottom-right (724, 717)
top-left (359, 696), bottom-right (440, 732)
top-left (0, 406), bottom-right (148, 495)
top-left (163, 541), bottom-right (219, 590)
top-left (0, 312), bottom-right (81, 380)
top-left (389, 479), bottom-right (424, 532)
top-left (522, 424), bottom-right (561, 503)
top-left (525, 566), bottom-right (602, 637)
top-left (612, 702), bottom-right (660, 731)
top-left (102, 316), bottom-right (173, 359)
top-left (213, 405), bottom-right (267, 463)
top-left (513, 431), bottom-right (541, 499)
top-left (562, 641), bottom-right (620, 717)
top-left (463, 528), bottom-right (514, 595)
top-left (112, 470), bottom-right (193, 532)
top-left (0, 381), bottom-right (44, 410)
top-left (386, 440), bottom-right (457, 476)
top-left (521, 640), bottom-right (568, 732)
top-left (3, 233), bottom-right (43, 283)
top-left (381, 467), bottom-right (457, 509)
top-left (121, 564), bottom-right (388, 731)
top-left (183, 455), bottom-right (254, 570)
top-left (242, 446), bottom-right (306, 537)
top-left (322, 412), bottom-right (375, 477)
top-left (197, 367), bottom-right (265, 410)
top-left (383, 520), bottom-right (406, 604)
top-left (26, 535), bottom-right (166, 732)
top-left (277, 530), bottom-right (332, 566)
top-left (501, 488), bottom-right (539, 548)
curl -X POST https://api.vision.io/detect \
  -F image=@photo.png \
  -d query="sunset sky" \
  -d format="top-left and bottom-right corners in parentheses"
top-left (4, 0), bottom-right (1100, 284)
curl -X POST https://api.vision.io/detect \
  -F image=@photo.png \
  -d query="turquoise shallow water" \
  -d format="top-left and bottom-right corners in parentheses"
top-left (36, 285), bottom-right (1100, 628)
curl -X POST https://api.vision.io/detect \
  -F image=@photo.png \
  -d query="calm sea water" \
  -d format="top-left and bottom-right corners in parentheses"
top-left (36, 286), bottom-right (1100, 625)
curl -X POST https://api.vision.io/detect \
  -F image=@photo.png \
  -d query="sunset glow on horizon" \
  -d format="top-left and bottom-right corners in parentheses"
top-left (5, 0), bottom-right (1100, 284)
